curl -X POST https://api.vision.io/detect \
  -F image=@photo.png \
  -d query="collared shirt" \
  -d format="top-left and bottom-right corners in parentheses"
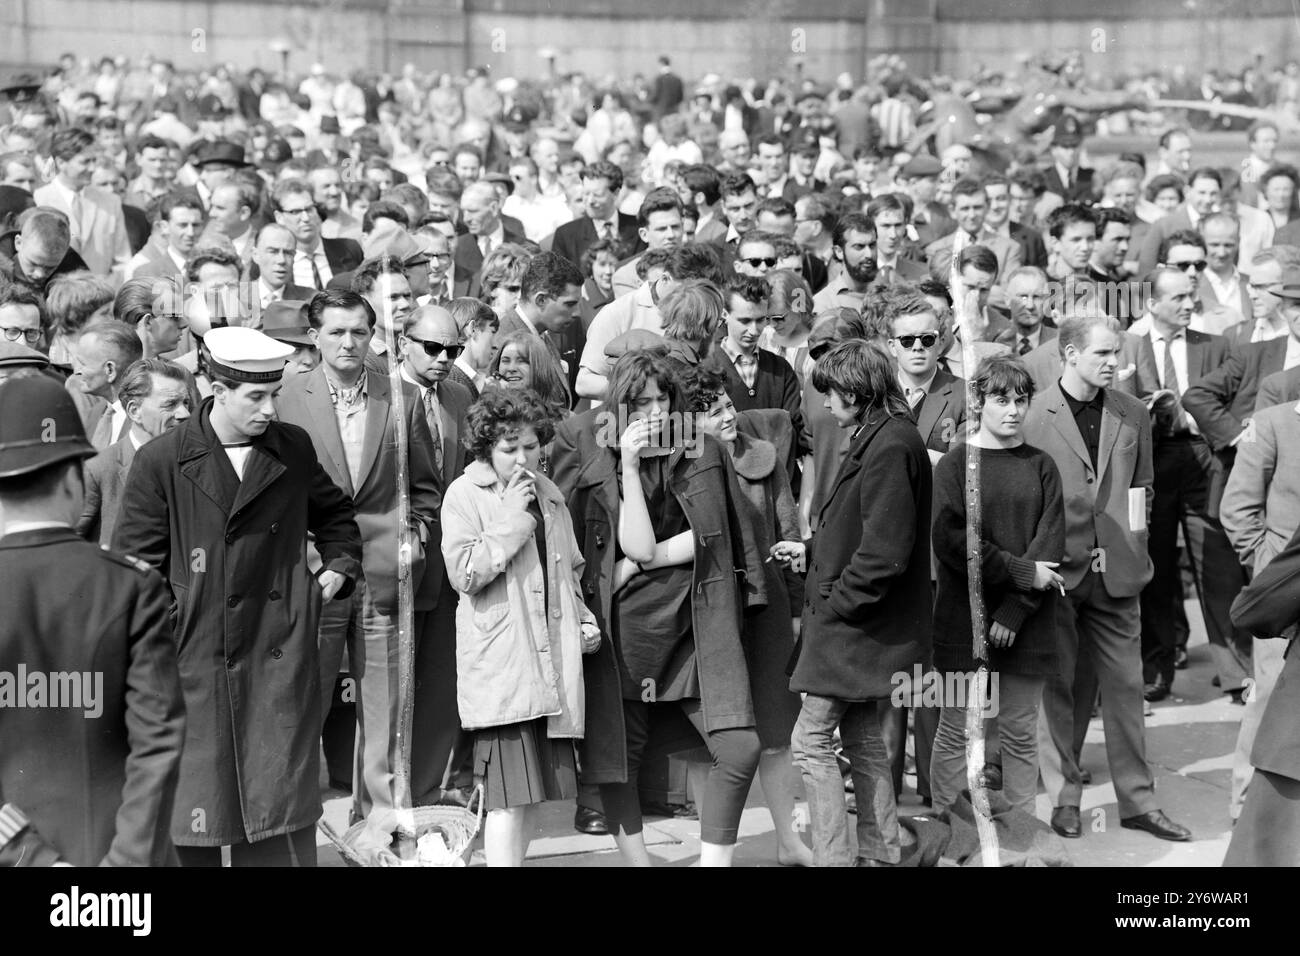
top-left (1249, 314), bottom-right (1289, 343)
top-left (514, 305), bottom-right (541, 337)
top-left (128, 428), bottom-right (146, 451)
top-left (222, 442), bottom-right (252, 480)
top-left (579, 282), bottom-right (663, 382)
top-left (477, 222), bottom-right (505, 258)
top-left (453, 354), bottom-right (485, 391)
top-left (293, 241), bottom-right (331, 289)
top-left (720, 337), bottom-right (759, 392)
top-left (258, 277), bottom-right (281, 310)
top-left (400, 365), bottom-right (443, 470)
top-left (1014, 327), bottom-right (1043, 354)
top-left (1148, 325), bottom-right (1198, 435)
top-left (325, 372), bottom-right (368, 489)
top-left (1286, 334), bottom-right (1300, 371)
top-left (1055, 163), bottom-right (1076, 190)
top-left (812, 282), bottom-right (867, 314)
top-left (1061, 381), bottom-right (1105, 469)
top-left (2, 520), bottom-right (72, 537)
top-left (1204, 268), bottom-right (1241, 312)
top-left (593, 213), bottom-right (619, 241)
top-left (898, 368), bottom-right (937, 408)
top-left (766, 175), bottom-right (789, 199)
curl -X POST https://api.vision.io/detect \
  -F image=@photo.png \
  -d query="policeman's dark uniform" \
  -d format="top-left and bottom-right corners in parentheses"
top-left (0, 373), bottom-right (185, 866)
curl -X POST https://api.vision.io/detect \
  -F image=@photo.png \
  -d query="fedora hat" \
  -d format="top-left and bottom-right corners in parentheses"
top-left (261, 300), bottom-right (315, 347)
top-left (193, 140), bottom-right (253, 168)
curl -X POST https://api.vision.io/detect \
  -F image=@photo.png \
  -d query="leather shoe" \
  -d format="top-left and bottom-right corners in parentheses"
top-left (1121, 809), bottom-right (1191, 842)
top-left (1051, 805), bottom-right (1082, 838)
top-left (978, 764), bottom-right (1003, 790)
top-left (574, 806), bottom-right (610, 835)
top-left (1143, 679), bottom-right (1170, 703)
top-left (1174, 648), bottom-right (1189, 670)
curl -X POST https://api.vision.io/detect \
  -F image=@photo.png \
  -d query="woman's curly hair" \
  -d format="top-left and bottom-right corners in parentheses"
top-left (464, 385), bottom-right (558, 463)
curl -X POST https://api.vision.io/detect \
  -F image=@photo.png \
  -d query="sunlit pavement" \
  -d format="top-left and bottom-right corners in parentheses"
top-left (316, 597), bottom-right (1239, 867)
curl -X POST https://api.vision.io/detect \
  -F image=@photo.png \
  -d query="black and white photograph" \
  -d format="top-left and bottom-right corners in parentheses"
top-left (0, 0), bottom-right (1291, 927)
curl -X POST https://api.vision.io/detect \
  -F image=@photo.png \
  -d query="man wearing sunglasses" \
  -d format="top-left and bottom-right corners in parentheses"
top-left (733, 231), bottom-right (780, 280)
top-left (1131, 231), bottom-right (1243, 337)
top-left (398, 303), bottom-right (477, 807)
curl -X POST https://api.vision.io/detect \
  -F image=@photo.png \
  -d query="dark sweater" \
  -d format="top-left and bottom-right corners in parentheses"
top-left (931, 442), bottom-right (1065, 676)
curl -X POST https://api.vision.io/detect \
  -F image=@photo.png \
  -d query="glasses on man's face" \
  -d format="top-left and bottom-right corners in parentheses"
top-left (741, 257), bottom-right (777, 269)
top-left (0, 326), bottom-right (42, 345)
top-left (894, 332), bottom-right (940, 349)
top-left (426, 252), bottom-right (453, 260)
top-left (1170, 259), bottom-right (1208, 273)
top-left (406, 335), bottom-right (462, 359)
top-left (279, 205), bottom-right (315, 218)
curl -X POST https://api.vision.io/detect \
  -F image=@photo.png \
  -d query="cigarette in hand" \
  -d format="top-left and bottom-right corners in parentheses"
top-left (1056, 582), bottom-right (1066, 596)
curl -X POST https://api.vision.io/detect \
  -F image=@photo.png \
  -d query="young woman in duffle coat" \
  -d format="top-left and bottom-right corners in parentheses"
top-left (549, 350), bottom-right (769, 866)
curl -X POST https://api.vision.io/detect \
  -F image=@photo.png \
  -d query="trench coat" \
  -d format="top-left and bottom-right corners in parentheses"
top-left (789, 411), bottom-right (933, 701)
top-left (113, 400), bottom-right (363, 846)
top-left (549, 409), bottom-right (768, 784)
top-left (441, 460), bottom-right (597, 735)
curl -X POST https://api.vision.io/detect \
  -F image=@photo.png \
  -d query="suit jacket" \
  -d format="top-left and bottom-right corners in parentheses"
top-left (940, 337), bottom-right (1010, 381)
top-left (1200, 273), bottom-right (1254, 326)
top-left (430, 378), bottom-right (473, 489)
top-left (913, 203), bottom-right (956, 248)
top-left (1256, 365), bottom-right (1300, 411)
top-left (1022, 383), bottom-right (1154, 597)
top-left (550, 213), bottom-right (640, 270)
top-left (276, 366), bottom-right (443, 613)
top-left (1220, 320), bottom-right (1257, 350)
top-left (77, 434), bottom-right (137, 547)
top-left (913, 368), bottom-right (967, 456)
top-left (1228, 523), bottom-right (1300, 781)
top-left (1041, 165), bottom-right (1095, 203)
top-left (0, 528), bottom-right (184, 866)
top-left (33, 182), bottom-right (131, 276)
top-left (322, 235), bottom-right (364, 277)
top-left (789, 412), bottom-right (933, 701)
top-left (925, 230), bottom-right (1022, 285)
top-left (446, 362), bottom-right (480, 401)
top-left (1271, 218), bottom-right (1300, 248)
top-left (129, 238), bottom-right (182, 280)
top-left (649, 72), bottom-right (684, 117)
top-left (1182, 337), bottom-right (1288, 452)
top-left (874, 256), bottom-right (930, 289)
top-left (994, 324), bottom-right (1057, 352)
top-left (693, 217), bottom-right (728, 246)
top-left (1131, 327), bottom-right (1232, 405)
top-left (1010, 221), bottom-right (1048, 269)
top-left (1020, 331), bottom-right (1142, 399)
top-left (1137, 205), bottom-right (1195, 275)
top-left (1221, 400), bottom-right (1300, 573)
top-left (453, 223), bottom-right (528, 293)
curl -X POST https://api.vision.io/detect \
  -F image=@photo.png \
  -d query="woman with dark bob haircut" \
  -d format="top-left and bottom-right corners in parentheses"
top-left (553, 349), bottom-right (767, 866)
top-left (440, 387), bottom-right (600, 866)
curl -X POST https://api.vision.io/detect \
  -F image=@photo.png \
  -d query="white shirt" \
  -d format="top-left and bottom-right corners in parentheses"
top-left (1250, 315), bottom-right (1289, 343)
top-left (293, 241), bottom-right (332, 289)
top-left (2, 520), bottom-right (72, 537)
top-left (592, 213), bottom-right (620, 242)
top-left (514, 305), bottom-right (541, 337)
top-left (223, 444), bottom-right (252, 480)
top-left (1149, 325), bottom-right (1198, 435)
top-left (258, 277), bottom-right (281, 309)
top-left (1012, 327), bottom-right (1043, 352)
top-left (104, 400), bottom-right (128, 444)
top-left (1204, 268), bottom-right (1241, 312)
top-left (1286, 334), bottom-right (1300, 371)
top-left (477, 223), bottom-right (505, 258)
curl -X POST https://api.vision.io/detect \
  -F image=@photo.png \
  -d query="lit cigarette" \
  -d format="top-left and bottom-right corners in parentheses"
top-left (1056, 582), bottom-right (1066, 596)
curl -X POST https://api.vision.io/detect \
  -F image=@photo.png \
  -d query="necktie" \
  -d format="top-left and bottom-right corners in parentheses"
top-left (599, 220), bottom-right (613, 240)
top-left (1019, 336), bottom-right (1032, 356)
top-left (308, 253), bottom-right (324, 290)
top-left (422, 388), bottom-right (444, 477)
top-left (479, 235), bottom-right (491, 258)
top-left (1159, 335), bottom-right (1189, 434)
top-left (909, 388), bottom-right (925, 422)
top-left (880, 264), bottom-right (895, 287)
top-left (90, 409), bottom-right (115, 450)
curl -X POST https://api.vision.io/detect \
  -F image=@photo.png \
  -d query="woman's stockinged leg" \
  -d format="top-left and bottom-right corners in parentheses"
top-left (680, 700), bottom-right (760, 862)
top-left (760, 747), bottom-right (814, 866)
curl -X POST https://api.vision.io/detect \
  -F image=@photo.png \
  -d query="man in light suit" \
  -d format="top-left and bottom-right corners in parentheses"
top-left (1022, 313), bottom-right (1191, 843)
top-left (925, 179), bottom-right (1021, 286)
top-left (1136, 166), bottom-right (1221, 275)
top-left (34, 128), bottom-right (131, 278)
top-left (1220, 379), bottom-right (1300, 821)
top-left (994, 267), bottom-right (1058, 355)
top-left (396, 304), bottom-right (476, 805)
top-left (77, 359), bottom-right (192, 546)
top-left (1255, 365), bottom-right (1300, 410)
top-left (275, 289), bottom-right (442, 825)
top-left (1129, 269), bottom-right (1246, 703)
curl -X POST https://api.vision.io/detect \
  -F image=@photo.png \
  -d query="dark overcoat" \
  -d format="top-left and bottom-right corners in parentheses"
top-left (550, 409), bottom-right (767, 783)
top-left (113, 400), bottom-right (362, 846)
top-left (790, 411), bottom-right (933, 701)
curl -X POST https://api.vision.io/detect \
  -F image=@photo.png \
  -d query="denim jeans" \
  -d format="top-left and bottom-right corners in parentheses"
top-left (791, 694), bottom-right (899, 866)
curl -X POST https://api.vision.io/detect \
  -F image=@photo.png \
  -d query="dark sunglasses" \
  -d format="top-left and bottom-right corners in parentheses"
top-left (1170, 259), bottom-right (1208, 273)
top-left (894, 332), bottom-right (939, 349)
top-left (405, 335), bottom-right (462, 358)
top-left (809, 342), bottom-right (832, 360)
top-left (741, 257), bottom-right (778, 269)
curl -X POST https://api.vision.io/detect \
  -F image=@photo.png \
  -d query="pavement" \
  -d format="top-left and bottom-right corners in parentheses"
top-left (315, 595), bottom-right (1242, 868)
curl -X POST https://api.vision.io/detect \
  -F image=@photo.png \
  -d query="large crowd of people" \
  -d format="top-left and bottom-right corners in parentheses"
top-left (4, 44), bottom-right (1300, 869)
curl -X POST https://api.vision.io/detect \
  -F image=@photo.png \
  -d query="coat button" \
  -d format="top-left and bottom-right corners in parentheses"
top-left (225, 656), bottom-right (235, 669)
top-left (1086, 478), bottom-right (1093, 484)
top-left (270, 523), bottom-right (280, 534)
top-left (269, 590), bottom-right (281, 601)
top-left (225, 533), bottom-right (234, 544)
top-left (271, 648), bottom-right (282, 660)
top-left (552, 609), bottom-right (562, 619)
top-left (595, 535), bottom-right (605, 548)
top-left (227, 595), bottom-right (240, 607)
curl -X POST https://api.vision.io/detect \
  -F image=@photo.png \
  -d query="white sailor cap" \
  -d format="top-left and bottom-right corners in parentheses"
top-left (205, 326), bottom-right (295, 384)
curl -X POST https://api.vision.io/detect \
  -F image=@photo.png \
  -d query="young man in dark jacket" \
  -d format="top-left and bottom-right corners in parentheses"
top-left (789, 339), bottom-right (933, 867)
